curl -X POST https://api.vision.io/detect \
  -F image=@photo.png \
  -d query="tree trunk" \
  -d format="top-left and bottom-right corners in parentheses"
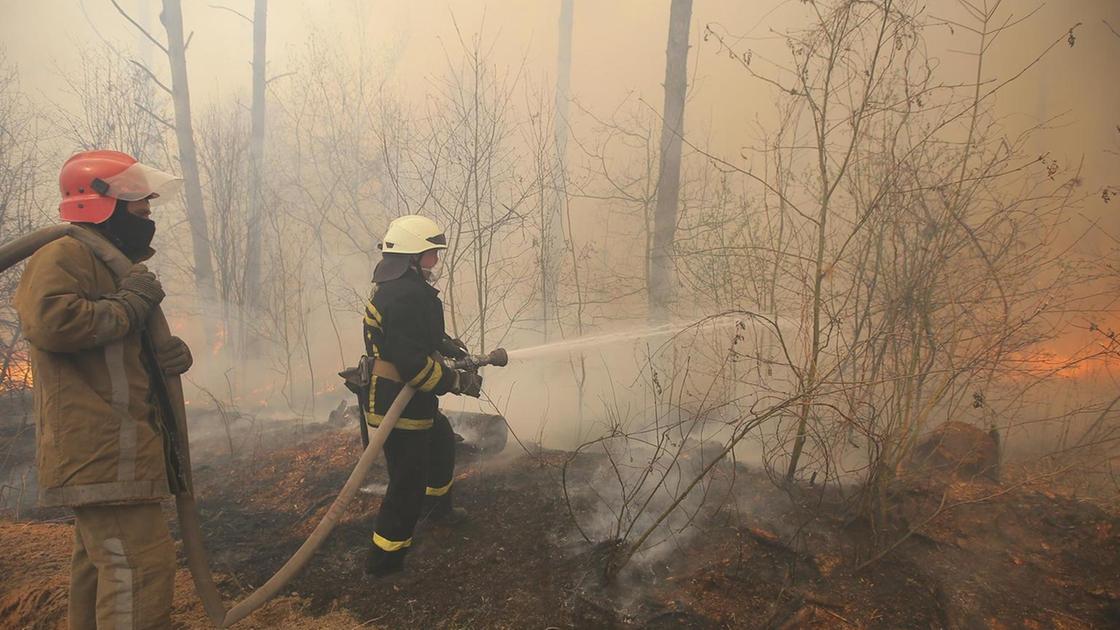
top-left (243, 0), bottom-right (267, 310)
top-left (648, 0), bottom-right (692, 323)
top-left (160, 0), bottom-right (216, 302)
top-left (236, 0), bottom-right (268, 362)
top-left (543, 0), bottom-right (574, 340)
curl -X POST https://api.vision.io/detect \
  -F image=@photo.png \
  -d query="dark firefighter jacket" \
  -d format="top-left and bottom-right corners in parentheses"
top-left (13, 227), bottom-right (170, 507)
top-left (363, 268), bottom-right (458, 430)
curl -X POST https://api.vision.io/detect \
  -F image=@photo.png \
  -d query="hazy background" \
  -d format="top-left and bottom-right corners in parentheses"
top-left (2, 1), bottom-right (1115, 195)
top-left (1, 0), bottom-right (1117, 463)
top-left (3, 1), bottom-right (1116, 223)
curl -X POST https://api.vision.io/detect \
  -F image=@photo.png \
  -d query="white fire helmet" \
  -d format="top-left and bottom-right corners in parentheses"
top-left (380, 215), bottom-right (448, 255)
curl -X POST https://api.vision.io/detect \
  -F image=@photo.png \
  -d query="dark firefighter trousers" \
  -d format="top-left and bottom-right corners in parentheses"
top-left (371, 411), bottom-right (456, 556)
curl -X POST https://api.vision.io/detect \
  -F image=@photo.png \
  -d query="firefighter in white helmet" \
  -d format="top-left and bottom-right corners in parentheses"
top-left (361, 214), bottom-right (481, 577)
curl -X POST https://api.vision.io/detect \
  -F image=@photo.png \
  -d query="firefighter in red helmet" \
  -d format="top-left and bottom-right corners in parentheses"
top-left (14, 150), bottom-right (191, 629)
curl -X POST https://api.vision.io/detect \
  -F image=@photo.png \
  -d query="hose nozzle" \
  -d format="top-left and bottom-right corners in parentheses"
top-left (485, 347), bottom-right (508, 367)
top-left (449, 347), bottom-right (508, 371)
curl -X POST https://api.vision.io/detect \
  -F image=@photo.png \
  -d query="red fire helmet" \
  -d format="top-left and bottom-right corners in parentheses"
top-left (58, 150), bottom-right (182, 224)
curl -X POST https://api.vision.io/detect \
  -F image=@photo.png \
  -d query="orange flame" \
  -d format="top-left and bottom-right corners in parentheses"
top-left (0, 351), bottom-right (33, 393)
top-left (1004, 350), bottom-right (1118, 380)
top-left (211, 325), bottom-right (226, 356)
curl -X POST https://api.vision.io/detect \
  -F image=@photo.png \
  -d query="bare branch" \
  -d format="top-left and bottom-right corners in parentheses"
top-left (928, 15), bottom-right (982, 35)
top-left (108, 0), bottom-right (168, 54)
top-left (128, 59), bottom-right (173, 95)
top-left (265, 71), bottom-right (296, 86)
top-left (135, 101), bottom-right (176, 131)
top-left (209, 3), bottom-right (253, 24)
top-left (1105, 19), bottom-right (1120, 39)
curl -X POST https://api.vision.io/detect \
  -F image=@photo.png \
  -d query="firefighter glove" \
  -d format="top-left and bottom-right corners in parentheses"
top-left (157, 335), bottom-right (193, 375)
top-left (453, 370), bottom-right (483, 397)
top-left (111, 264), bottom-right (166, 327)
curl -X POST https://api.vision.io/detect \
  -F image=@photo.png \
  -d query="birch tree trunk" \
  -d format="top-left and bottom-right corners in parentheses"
top-left (160, 0), bottom-right (216, 302)
top-left (648, 0), bottom-right (692, 323)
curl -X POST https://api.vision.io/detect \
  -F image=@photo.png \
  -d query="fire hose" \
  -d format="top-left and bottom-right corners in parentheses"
top-left (0, 225), bottom-right (506, 627)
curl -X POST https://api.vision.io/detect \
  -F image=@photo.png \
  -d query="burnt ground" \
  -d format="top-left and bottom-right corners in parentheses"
top-left (2, 418), bottom-right (1119, 629)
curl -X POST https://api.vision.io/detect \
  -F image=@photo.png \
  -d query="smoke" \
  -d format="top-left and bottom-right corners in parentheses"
top-left (2, 0), bottom-right (1116, 549)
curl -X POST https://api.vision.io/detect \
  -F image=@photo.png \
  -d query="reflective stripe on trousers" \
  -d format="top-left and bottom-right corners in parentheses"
top-left (69, 502), bottom-right (175, 630)
top-left (372, 532), bottom-right (412, 552)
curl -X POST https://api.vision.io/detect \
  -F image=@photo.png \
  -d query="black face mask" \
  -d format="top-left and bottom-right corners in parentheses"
top-left (99, 201), bottom-right (156, 261)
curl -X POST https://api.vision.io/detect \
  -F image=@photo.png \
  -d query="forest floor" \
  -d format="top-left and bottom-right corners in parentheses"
top-left (1, 411), bottom-right (1118, 629)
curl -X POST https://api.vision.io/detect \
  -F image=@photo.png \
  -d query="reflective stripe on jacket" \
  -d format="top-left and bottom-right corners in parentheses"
top-left (14, 229), bottom-right (169, 507)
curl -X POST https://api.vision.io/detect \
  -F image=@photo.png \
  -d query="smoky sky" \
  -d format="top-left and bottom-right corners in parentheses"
top-left (1, 1), bottom-right (1116, 245)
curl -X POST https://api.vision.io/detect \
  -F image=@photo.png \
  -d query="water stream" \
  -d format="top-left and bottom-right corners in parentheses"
top-left (505, 316), bottom-right (740, 361)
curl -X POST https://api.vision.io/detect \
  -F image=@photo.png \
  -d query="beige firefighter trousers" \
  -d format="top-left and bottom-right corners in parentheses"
top-left (68, 502), bottom-right (176, 630)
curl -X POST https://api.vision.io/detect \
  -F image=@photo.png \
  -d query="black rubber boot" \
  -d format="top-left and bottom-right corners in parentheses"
top-left (364, 546), bottom-right (407, 578)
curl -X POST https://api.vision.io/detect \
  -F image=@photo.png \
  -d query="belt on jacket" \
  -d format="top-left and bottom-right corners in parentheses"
top-left (365, 357), bottom-right (437, 431)
top-left (371, 353), bottom-right (446, 384)
top-left (371, 358), bottom-right (403, 383)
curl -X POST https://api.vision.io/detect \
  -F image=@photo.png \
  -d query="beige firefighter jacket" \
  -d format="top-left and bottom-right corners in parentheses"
top-left (14, 227), bottom-right (170, 507)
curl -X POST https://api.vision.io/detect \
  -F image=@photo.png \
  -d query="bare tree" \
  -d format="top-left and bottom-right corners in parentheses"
top-left (649, 0), bottom-right (693, 322)
top-left (51, 46), bottom-right (171, 163)
top-left (541, 0), bottom-right (575, 340)
top-left (206, 0), bottom-right (276, 359)
top-left (110, 0), bottom-right (217, 306)
top-left (433, 29), bottom-right (542, 351)
top-left (554, 0), bottom-right (1098, 576)
top-left (689, 0), bottom-right (1096, 528)
top-left (195, 101), bottom-right (250, 341)
top-left (0, 51), bottom-right (44, 400)
top-left (243, 0), bottom-right (269, 315)
top-left (331, 25), bottom-right (546, 352)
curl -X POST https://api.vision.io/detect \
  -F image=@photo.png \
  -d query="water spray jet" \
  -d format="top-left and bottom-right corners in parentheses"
top-left (504, 316), bottom-right (749, 362)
